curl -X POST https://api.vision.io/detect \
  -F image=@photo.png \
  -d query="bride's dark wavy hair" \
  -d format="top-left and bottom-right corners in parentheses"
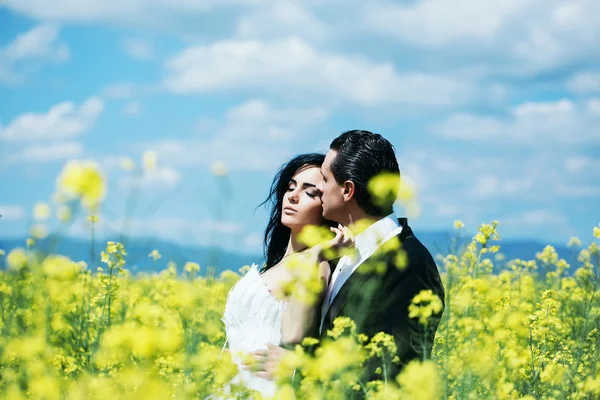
top-left (258, 153), bottom-right (336, 272)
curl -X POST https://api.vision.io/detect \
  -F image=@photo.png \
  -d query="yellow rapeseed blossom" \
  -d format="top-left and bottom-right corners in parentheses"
top-left (568, 236), bottom-right (582, 248)
top-left (297, 224), bottom-right (335, 248)
top-left (148, 249), bottom-right (161, 261)
top-left (594, 224), bottom-right (600, 238)
top-left (397, 360), bottom-right (440, 400)
top-left (367, 172), bottom-right (401, 207)
top-left (184, 262), bottom-right (200, 275)
top-left (41, 255), bottom-right (85, 280)
top-left (6, 248), bottom-right (28, 270)
top-left (211, 161), bottom-right (228, 177)
top-left (143, 150), bottom-right (157, 171)
top-left (454, 220), bottom-right (464, 229)
top-left (2, 155), bottom-right (600, 400)
top-left (56, 205), bottom-right (72, 222)
top-left (56, 159), bottom-right (106, 211)
top-left (119, 156), bottom-right (135, 171)
top-left (408, 289), bottom-right (443, 325)
top-left (32, 201), bottom-right (50, 220)
top-left (29, 224), bottom-right (47, 239)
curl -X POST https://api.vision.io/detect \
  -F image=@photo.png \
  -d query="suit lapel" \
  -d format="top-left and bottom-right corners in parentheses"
top-left (323, 218), bottom-right (413, 332)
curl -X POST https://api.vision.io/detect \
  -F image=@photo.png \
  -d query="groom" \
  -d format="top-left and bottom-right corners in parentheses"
top-left (246, 130), bottom-right (445, 386)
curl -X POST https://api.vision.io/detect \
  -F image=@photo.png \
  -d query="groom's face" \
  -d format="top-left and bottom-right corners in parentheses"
top-left (318, 150), bottom-right (345, 222)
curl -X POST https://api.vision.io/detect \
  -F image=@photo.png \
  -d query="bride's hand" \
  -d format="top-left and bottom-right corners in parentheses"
top-left (316, 224), bottom-right (356, 262)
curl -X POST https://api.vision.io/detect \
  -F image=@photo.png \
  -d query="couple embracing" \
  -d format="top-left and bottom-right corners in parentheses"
top-left (221, 130), bottom-right (445, 397)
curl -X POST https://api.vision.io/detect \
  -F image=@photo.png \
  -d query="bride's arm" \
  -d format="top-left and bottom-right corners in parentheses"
top-left (280, 255), bottom-right (331, 345)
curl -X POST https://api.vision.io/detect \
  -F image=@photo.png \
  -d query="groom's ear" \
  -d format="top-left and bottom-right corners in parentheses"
top-left (342, 180), bottom-right (355, 202)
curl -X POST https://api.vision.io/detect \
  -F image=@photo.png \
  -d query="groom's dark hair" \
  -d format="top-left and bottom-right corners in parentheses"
top-left (330, 130), bottom-right (400, 217)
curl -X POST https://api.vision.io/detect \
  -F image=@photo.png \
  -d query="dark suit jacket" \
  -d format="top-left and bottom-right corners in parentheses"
top-left (317, 218), bottom-right (445, 386)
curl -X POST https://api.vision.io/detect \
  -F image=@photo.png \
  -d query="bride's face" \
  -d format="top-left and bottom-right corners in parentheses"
top-left (281, 166), bottom-right (324, 230)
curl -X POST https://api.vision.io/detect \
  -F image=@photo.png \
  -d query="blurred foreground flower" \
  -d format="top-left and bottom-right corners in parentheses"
top-left (211, 161), bottom-right (228, 177)
top-left (120, 156), bottom-right (135, 171)
top-left (149, 249), bottom-right (162, 261)
top-left (143, 150), bottom-right (157, 171)
top-left (6, 248), bottom-right (28, 270)
top-left (32, 201), bottom-right (50, 220)
top-left (56, 159), bottom-right (106, 211)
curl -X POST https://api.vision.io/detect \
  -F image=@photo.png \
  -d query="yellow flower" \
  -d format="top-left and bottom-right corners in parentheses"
top-left (184, 262), bottom-right (200, 274)
top-left (327, 316), bottom-right (357, 339)
top-left (368, 172), bottom-right (401, 207)
top-left (32, 201), bottom-right (50, 220)
top-left (536, 245), bottom-right (558, 265)
top-left (6, 248), bottom-right (28, 270)
top-left (366, 332), bottom-right (397, 358)
top-left (454, 220), bottom-right (464, 229)
top-left (211, 160), bottom-right (228, 177)
top-left (148, 249), bottom-right (161, 261)
top-left (56, 159), bottom-right (106, 211)
top-left (594, 224), bottom-right (600, 238)
top-left (88, 215), bottom-right (98, 223)
top-left (396, 360), bottom-right (440, 400)
top-left (567, 236), bottom-right (582, 248)
top-left (42, 255), bottom-right (85, 280)
top-left (297, 224), bottom-right (335, 248)
top-left (408, 289), bottom-right (443, 325)
top-left (0, 249), bottom-right (5, 256)
top-left (56, 205), bottom-right (72, 222)
top-left (120, 156), bottom-right (135, 171)
top-left (143, 150), bottom-right (157, 171)
top-left (30, 224), bottom-right (47, 239)
top-left (26, 238), bottom-right (35, 247)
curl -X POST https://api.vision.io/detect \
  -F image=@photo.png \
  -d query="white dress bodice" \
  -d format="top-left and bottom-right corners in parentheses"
top-left (222, 263), bottom-right (288, 397)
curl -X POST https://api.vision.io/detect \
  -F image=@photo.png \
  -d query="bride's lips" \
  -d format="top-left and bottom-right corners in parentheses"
top-left (283, 206), bottom-right (297, 214)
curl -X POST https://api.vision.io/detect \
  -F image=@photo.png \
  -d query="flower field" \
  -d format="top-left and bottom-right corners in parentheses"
top-left (1, 159), bottom-right (599, 399)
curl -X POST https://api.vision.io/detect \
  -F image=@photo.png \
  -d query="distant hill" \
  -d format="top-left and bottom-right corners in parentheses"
top-left (0, 235), bottom-right (258, 276)
top-left (0, 230), bottom-right (577, 276)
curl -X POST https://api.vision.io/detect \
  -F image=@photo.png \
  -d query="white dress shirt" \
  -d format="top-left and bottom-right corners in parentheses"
top-left (319, 213), bottom-right (403, 334)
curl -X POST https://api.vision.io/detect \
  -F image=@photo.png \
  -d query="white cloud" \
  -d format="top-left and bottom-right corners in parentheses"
top-left (119, 166), bottom-right (181, 191)
top-left (363, 0), bottom-right (600, 76)
top-left (122, 38), bottom-right (154, 60)
top-left (555, 184), bottom-right (600, 198)
top-left (364, 0), bottom-right (526, 47)
top-left (151, 99), bottom-right (330, 171)
top-left (236, 1), bottom-right (329, 42)
top-left (470, 175), bottom-right (533, 199)
top-left (502, 209), bottom-right (569, 228)
top-left (433, 99), bottom-right (600, 145)
top-left (244, 233), bottom-right (263, 250)
top-left (0, 24), bottom-right (69, 84)
top-left (163, 37), bottom-right (473, 107)
top-left (2, 0), bottom-right (268, 23)
top-left (564, 156), bottom-right (593, 173)
top-left (20, 141), bottom-right (83, 163)
top-left (396, 145), bottom-right (597, 238)
top-left (102, 82), bottom-right (136, 98)
top-left (0, 97), bottom-right (104, 142)
top-left (567, 71), bottom-right (600, 94)
top-left (123, 102), bottom-right (142, 116)
top-left (0, 205), bottom-right (26, 221)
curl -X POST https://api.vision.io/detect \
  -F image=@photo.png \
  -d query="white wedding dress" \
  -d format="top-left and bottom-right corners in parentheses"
top-left (221, 263), bottom-right (288, 398)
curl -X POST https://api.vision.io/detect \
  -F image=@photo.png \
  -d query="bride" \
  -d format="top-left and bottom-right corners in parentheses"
top-left (221, 153), bottom-right (352, 397)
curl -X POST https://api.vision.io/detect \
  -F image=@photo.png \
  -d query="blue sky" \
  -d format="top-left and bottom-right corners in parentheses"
top-left (0, 1), bottom-right (599, 254)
